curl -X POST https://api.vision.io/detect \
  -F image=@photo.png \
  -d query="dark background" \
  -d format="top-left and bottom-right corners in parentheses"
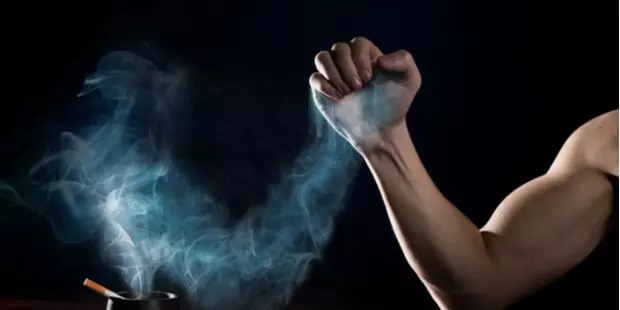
top-left (0, 0), bottom-right (616, 309)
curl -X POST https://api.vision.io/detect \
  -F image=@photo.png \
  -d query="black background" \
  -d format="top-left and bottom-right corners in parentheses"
top-left (0, 0), bottom-right (617, 309)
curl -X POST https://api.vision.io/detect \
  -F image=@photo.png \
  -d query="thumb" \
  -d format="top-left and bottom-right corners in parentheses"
top-left (376, 49), bottom-right (421, 91)
top-left (377, 49), bottom-right (416, 75)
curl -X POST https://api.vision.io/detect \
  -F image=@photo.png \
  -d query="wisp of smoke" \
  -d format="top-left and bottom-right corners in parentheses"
top-left (0, 51), bottom-right (363, 309)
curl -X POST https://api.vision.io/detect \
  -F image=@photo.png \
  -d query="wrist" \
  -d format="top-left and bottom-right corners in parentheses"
top-left (360, 121), bottom-right (413, 159)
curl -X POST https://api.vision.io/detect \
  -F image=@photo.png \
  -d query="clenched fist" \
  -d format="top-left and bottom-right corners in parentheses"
top-left (309, 37), bottom-right (422, 152)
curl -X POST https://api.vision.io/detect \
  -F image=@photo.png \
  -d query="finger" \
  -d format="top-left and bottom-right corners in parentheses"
top-left (330, 42), bottom-right (362, 91)
top-left (377, 49), bottom-right (422, 91)
top-left (350, 37), bottom-right (383, 82)
top-left (377, 49), bottom-right (417, 76)
top-left (314, 50), bottom-right (351, 95)
top-left (309, 72), bottom-right (343, 101)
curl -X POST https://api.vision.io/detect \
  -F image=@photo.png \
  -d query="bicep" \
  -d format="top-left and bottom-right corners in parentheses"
top-left (480, 170), bottom-right (613, 304)
top-left (477, 111), bottom-right (617, 305)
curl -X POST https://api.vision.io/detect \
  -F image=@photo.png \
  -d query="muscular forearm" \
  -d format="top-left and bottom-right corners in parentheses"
top-left (362, 123), bottom-right (494, 295)
top-left (362, 119), bottom-right (615, 310)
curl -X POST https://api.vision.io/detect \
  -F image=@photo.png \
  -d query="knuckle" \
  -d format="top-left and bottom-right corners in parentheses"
top-left (350, 36), bottom-right (370, 44)
top-left (331, 42), bottom-right (350, 52)
top-left (314, 50), bottom-right (330, 64)
top-left (308, 72), bottom-right (321, 84)
top-left (308, 73), bottom-right (327, 92)
top-left (399, 49), bottom-right (414, 63)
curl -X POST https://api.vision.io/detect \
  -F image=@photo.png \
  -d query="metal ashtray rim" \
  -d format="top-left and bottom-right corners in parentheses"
top-left (109, 291), bottom-right (179, 301)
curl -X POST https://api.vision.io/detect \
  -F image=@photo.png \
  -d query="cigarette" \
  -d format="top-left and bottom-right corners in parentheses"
top-left (83, 278), bottom-right (125, 299)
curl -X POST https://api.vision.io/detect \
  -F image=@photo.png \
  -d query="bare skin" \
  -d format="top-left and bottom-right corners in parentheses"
top-left (309, 37), bottom-right (618, 309)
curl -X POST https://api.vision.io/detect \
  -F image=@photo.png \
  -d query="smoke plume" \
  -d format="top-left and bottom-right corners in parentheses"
top-left (1, 51), bottom-right (361, 309)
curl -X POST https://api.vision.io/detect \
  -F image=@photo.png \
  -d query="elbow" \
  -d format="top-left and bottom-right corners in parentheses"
top-left (416, 260), bottom-right (509, 310)
top-left (424, 284), bottom-right (510, 310)
top-left (421, 273), bottom-right (514, 310)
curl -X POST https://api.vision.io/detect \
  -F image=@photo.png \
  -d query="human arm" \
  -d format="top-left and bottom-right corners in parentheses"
top-left (362, 112), bottom-right (616, 309)
top-left (308, 37), bottom-right (618, 309)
